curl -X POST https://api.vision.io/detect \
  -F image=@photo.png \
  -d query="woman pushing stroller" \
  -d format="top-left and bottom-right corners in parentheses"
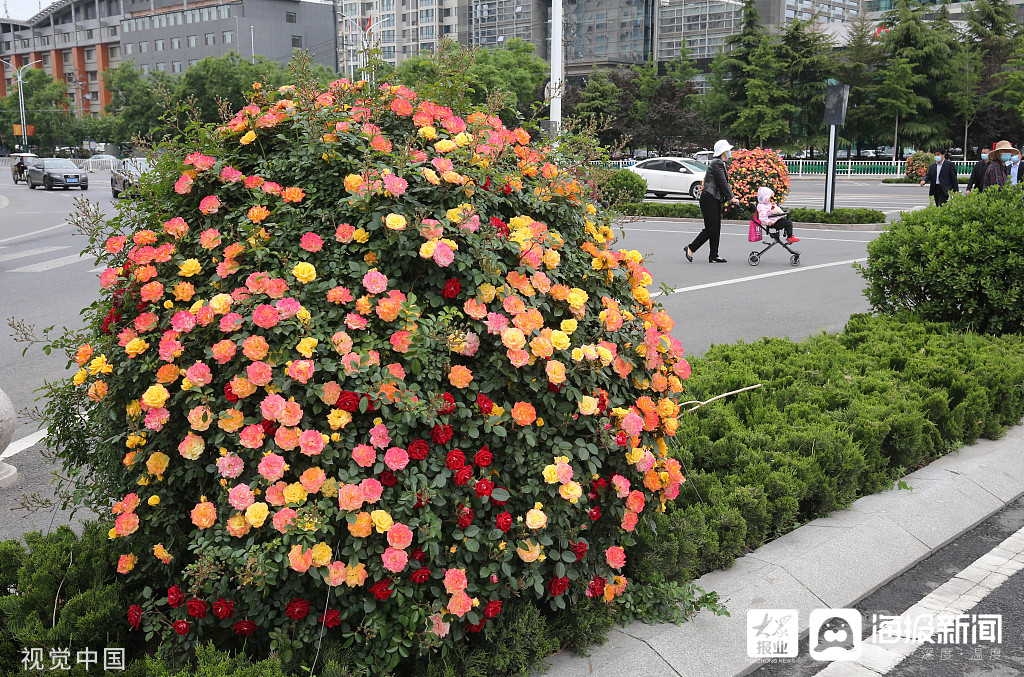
top-left (755, 187), bottom-right (799, 244)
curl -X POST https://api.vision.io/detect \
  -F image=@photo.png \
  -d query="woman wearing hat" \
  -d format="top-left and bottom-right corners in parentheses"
top-left (686, 139), bottom-right (740, 264)
top-left (982, 140), bottom-right (1017, 190)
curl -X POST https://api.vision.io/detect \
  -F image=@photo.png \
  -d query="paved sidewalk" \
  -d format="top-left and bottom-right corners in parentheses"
top-left (542, 424), bottom-right (1024, 677)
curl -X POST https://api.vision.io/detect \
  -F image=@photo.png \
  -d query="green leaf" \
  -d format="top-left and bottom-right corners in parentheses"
top-left (490, 487), bottom-right (510, 502)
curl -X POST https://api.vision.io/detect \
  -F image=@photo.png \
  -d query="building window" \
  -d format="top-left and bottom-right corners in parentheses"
top-left (188, 58), bottom-right (198, 66)
top-left (155, 39), bottom-right (164, 51)
top-left (420, 9), bottom-right (434, 21)
top-left (88, 70), bottom-right (98, 81)
top-left (41, 35), bottom-right (50, 45)
top-left (381, 29), bottom-right (395, 43)
top-left (21, 38), bottom-right (29, 48)
top-left (124, 43), bottom-right (133, 55)
top-left (443, 7), bottom-right (451, 16)
top-left (187, 35), bottom-right (197, 47)
top-left (109, 45), bottom-right (119, 58)
top-left (382, 45), bottom-right (395, 59)
top-left (2, 42), bottom-right (9, 51)
top-left (222, 30), bottom-right (233, 44)
top-left (171, 60), bottom-right (182, 73)
top-left (86, 29), bottom-right (94, 39)
top-left (218, 5), bottom-right (229, 18)
top-left (110, 25), bottom-right (117, 36)
top-left (285, 11), bottom-right (297, 22)
top-left (171, 37), bottom-right (180, 49)
top-left (205, 33), bottom-right (215, 45)
top-left (419, 25), bottom-right (434, 38)
top-left (381, 0), bottom-right (394, 9)
top-left (156, 62), bottom-right (166, 72)
top-left (141, 64), bottom-right (150, 74)
top-left (291, 35), bottom-right (303, 47)
top-left (85, 47), bottom-right (96, 60)
top-left (139, 41), bottom-right (148, 53)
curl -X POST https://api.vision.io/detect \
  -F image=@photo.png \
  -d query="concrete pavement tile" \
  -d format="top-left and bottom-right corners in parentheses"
top-left (745, 524), bottom-right (850, 565)
top-left (543, 627), bottom-right (665, 677)
top-left (692, 556), bottom-right (774, 598)
top-left (944, 439), bottom-right (1024, 503)
top-left (787, 514), bottom-right (930, 608)
top-left (1003, 424), bottom-right (1024, 440)
top-left (585, 647), bottom-right (683, 677)
top-left (814, 661), bottom-right (884, 676)
top-left (854, 640), bottom-right (919, 672)
top-left (873, 479), bottom-right (1003, 550)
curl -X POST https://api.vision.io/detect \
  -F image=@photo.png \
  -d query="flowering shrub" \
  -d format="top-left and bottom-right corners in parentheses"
top-left (60, 76), bottom-right (690, 670)
top-left (904, 151), bottom-right (934, 181)
top-left (724, 148), bottom-right (790, 216)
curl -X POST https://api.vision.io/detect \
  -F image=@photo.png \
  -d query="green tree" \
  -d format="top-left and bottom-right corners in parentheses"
top-left (174, 52), bottom-right (293, 124)
top-left (572, 69), bottom-right (622, 146)
top-left (0, 68), bottom-right (74, 150)
top-left (731, 40), bottom-right (797, 148)
top-left (776, 18), bottom-right (836, 151)
top-left (971, 0), bottom-right (1023, 153)
top-left (103, 62), bottom-right (178, 142)
top-left (876, 56), bottom-right (929, 158)
top-left (706, 0), bottom-right (767, 136)
top-left (837, 13), bottom-right (885, 157)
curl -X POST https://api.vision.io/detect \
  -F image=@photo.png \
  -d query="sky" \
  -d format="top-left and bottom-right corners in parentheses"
top-left (2, 0), bottom-right (51, 21)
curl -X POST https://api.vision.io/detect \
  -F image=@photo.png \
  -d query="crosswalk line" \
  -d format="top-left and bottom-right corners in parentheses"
top-left (10, 253), bottom-right (88, 273)
top-left (0, 246), bottom-right (69, 263)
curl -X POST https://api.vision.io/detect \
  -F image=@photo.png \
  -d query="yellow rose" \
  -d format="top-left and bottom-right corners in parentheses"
top-left (370, 509), bottom-right (394, 533)
top-left (517, 539), bottom-right (543, 563)
top-left (418, 125), bottom-right (437, 139)
top-left (240, 130), bottom-right (257, 145)
top-left (73, 369), bottom-right (88, 386)
top-left (283, 482), bottom-right (308, 505)
top-left (352, 228), bottom-right (369, 243)
top-left (292, 262), bottom-right (317, 284)
top-left (108, 527), bottom-right (118, 540)
top-left (321, 478), bottom-right (338, 498)
top-left (245, 502), bottom-right (269, 527)
top-left (419, 240), bottom-right (438, 259)
top-left (327, 408), bottom-right (352, 430)
top-left (178, 259), bottom-right (201, 277)
top-left (296, 307), bottom-right (311, 323)
top-left (566, 288), bottom-right (589, 308)
top-left (559, 481), bottom-right (583, 504)
top-left (310, 541), bottom-right (333, 567)
top-left (626, 447), bottom-right (644, 465)
top-left (478, 283), bottom-right (496, 303)
top-left (146, 451), bottom-right (169, 475)
top-left (88, 354), bottom-right (112, 375)
top-left (344, 173), bottom-right (365, 192)
top-left (148, 495), bottom-right (160, 506)
top-left (550, 330), bottom-right (570, 351)
top-left (141, 384), bottom-right (170, 409)
top-left (542, 464), bottom-right (559, 484)
top-left (296, 337), bottom-right (318, 358)
top-left (209, 293), bottom-right (233, 314)
top-left (434, 139), bottom-right (457, 153)
top-left (578, 397), bottom-right (599, 415)
top-left (525, 508), bottom-right (547, 530)
top-left (446, 207), bottom-right (463, 223)
top-left (454, 132), bottom-right (472, 147)
top-left (384, 213), bottom-right (407, 230)
top-left (571, 348), bottom-right (585, 362)
top-left (124, 338), bottom-right (149, 358)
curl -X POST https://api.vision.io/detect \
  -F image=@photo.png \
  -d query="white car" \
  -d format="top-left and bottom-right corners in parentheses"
top-left (628, 157), bottom-right (707, 200)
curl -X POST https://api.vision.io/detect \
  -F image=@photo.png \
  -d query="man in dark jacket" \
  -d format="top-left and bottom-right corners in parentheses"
top-left (920, 149), bottom-right (959, 206)
top-left (965, 153), bottom-right (988, 192)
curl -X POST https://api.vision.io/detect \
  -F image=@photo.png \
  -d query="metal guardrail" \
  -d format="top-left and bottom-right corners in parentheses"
top-left (596, 159), bottom-right (976, 177)
top-left (0, 157), bottom-right (117, 171)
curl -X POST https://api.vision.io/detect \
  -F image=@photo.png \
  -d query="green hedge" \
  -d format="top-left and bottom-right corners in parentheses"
top-left (628, 314), bottom-right (1024, 585)
top-left (858, 186), bottom-right (1024, 334)
top-left (619, 202), bottom-right (885, 224)
top-left (603, 169), bottom-right (647, 204)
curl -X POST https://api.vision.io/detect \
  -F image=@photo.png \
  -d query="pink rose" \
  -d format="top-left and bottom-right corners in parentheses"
top-left (359, 478), bottom-right (383, 503)
top-left (272, 507), bottom-right (297, 532)
top-left (252, 304), bottom-right (279, 329)
top-left (287, 360), bottom-right (316, 384)
top-left (381, 547), bottom-right (408, 573)
top-left (199, 195), bottom-right (221, 215)
top-left (300, 232), bottom-right (323, 252)
top-left (337, 483), bottom-right (365, 511)
top-left (387, 523), bottom-right (413, 549)
top-left (185, 362), bottom-right (212, 387)
top-left (298, 429), bottom-right (326, 456)
top-left (228, 483), bottom-right (255, 511)
top-left (239, 424), bottom-right (265, 449)
top-left (258, 453), bottom-right (288, 482)
top-left (352, 443), bottom-right (375, 468)
top-left (384, 447), bottom-right (409, 471)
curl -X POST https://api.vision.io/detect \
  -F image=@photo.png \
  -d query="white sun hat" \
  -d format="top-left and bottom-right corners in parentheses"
top-left (713, 139), bottom-right (734, 157)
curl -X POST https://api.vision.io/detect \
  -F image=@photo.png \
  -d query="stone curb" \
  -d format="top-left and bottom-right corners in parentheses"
top-left (0, 387), bottom-right (16, 486)
top-left (623, 217), bottom-right (886, 231)
top-left (541, 423), bottom-right (1024, 677)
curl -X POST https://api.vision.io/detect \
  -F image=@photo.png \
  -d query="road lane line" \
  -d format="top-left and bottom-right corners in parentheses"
top-left (0, 246), bottom-right (69, 263)
top-left (651, 258), bottom-right (866, 297)
top-left (813, 522), bottom-right (1024, 676)
top-left (10, 253), bottom-right (88, 273)
top-left (0, 222), bottom-right (69, 244)
top-left (1, 429), bottom-right (47, 460)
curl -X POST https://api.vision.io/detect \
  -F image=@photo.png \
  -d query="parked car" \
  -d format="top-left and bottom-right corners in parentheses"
top-left (691, 150), bottom-right (714, 165)
top-left (111, 158), bottom-right (153, 198)
top-left (26, 158), bottom-right (89, 190)
top-left (628, 157), bottom-right (706, 199)
top-left (10, 152), bottom-right (37, 184)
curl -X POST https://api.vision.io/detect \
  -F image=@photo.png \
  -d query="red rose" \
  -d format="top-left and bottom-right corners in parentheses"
top-left (411, 547), bottom-right (426, 561)
top-left (127, 604), bottom-right (142, 630)
top-left (172, 619), bottom-right (190, 635)
top-left (446, 449), bottom-right (465, 470)
top-left (586, 575), bottom-right (606, 599)
top-left (496, 511), bottom-right (512, 532)
top-left (615, 431), bottom-right (628, 445)
top-left (285, 598), bottom-right (310, 620)
top-left (186, 598), bottom-right (208, 619)
top-left (491, 486), bottom-right (509, 506)
top-left (439, 392), bottom-right (456, 414)
top-left (337, 391), bottom-right (360, 412)
top-left (466, 621), bottom-right (486, 632)
top-left (501, 183), bottom-right (512, 195)
top-left (442, 278), bottom-right (461, 299)
top-left (370, 579), bottom-right (393, 601)
top-left (593, 478), bottom-right (608, 492)
top-left (474, 446), bottom-right (493, 467)
top-left (490, 216), bottom-right (505, 229)
top-left (233, 619), bottom-right (257, 636)
top-left (414, 491), bottom-right (428, 508)
top-left (432, 424), bottom-right (453, 445)
top-left (475, 478), bottom-right (494, 498)
top-left (548, 382), bottom-right (562, 394)
top-left (260, 419), bottom-right (278, 437)
top-left (213, 598), bottom-right (234, 620)
top-left (167, 585), bottom-right (184, 609)
top-left (476, 393), bottom-right (493, 415)
top-left (410, 567), bottom-right (431, 583)
top-left (223, 382), bottom-right (238, 403)
top-left (570, 540), bottom-right (589, 561)
top-left (408, 439), bottom-right (429, 460)
top-left (547, 576), bottom-right (570, 597)
top-left (589, 506), bottom-right (601, 521)
top-left (482, 176), bottom-right (491, 191)
top-left (318, 609), bottom-right (341, 628)
top-left (456, 505), bottom-right (474, 529)
top-left (454, 466), bottom-right (473, 486)
top-left (597, 393), bottom-right (608, 413)
top-left (380, 469), bottom-right (397, 487)
top-left (484, 600), bottom-right (502, 619)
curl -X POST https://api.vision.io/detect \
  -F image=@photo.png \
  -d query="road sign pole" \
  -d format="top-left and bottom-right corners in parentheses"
top-left (824, 124), bottom-right (838, 213)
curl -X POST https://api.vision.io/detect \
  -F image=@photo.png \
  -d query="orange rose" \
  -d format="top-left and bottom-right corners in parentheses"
top-left (448, 365), bottom-right (473, 389)
top-left (511, 401), bottom-right (537, 426)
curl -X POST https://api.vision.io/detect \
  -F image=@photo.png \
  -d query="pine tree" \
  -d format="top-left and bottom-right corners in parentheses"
top-left (970, 0), bottom-right (1022, 154)
top-left (573, 69), bottom-right (622, 147)
top-left (837, 13), bottom-right (885, 156)
top-left (876, 56), bottom-right (930, 158)
top-left (731, 40), bottom-right (798, 148)
top-left (707, 0), bottom-right (767, 136)
top-left (776, 18), bottom-right (837, 151)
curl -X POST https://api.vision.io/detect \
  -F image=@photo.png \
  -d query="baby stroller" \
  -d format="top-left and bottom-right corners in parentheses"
top-left (747, 203), bottom-right (801, 267)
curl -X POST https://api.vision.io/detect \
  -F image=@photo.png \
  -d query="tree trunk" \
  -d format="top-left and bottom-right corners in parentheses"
top-left (893, 114), bottom-right (900, 165)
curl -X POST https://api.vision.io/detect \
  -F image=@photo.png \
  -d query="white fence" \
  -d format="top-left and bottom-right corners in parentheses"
top-left (0, 157), bottom-right (117, 171)
top-left (599, 159), bottom-right (976, 177)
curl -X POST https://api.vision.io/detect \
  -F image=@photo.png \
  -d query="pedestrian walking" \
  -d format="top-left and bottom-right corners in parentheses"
top-left (965, 151), bottom-right (989, 192)
top-left (982, 140), bottom-right (1017, 190)
top-left (919, 149), bottom-right (959, 207)
top-left (1009, 150), bottom-right (1023, 184)
top-left (685, 139), bottom-right (740, 264)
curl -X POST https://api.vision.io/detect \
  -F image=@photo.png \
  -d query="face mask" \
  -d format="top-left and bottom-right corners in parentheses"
top-left (1001, 153), bottom-right (1012, 162)
top-left (725, 150), bottom-right (732, 159)
top-left (1013, 155), bottom-right (1021, 163)
top-left (935, 156), bottom-right (943, 163)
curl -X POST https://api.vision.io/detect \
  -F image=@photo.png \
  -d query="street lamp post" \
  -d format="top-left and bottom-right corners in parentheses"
top-left (0, 58), bottom-right (42, 151)
top-left (550, 0), bottom-right (562, 137)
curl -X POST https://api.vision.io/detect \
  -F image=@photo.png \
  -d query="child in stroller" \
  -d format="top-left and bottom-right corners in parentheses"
top-left (748, 187), bottom-right (801, 267)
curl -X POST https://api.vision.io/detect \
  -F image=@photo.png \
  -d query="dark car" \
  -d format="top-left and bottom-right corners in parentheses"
top-left (27, 158), bottom-right (88, 191)
top-left (111, 158), bottom-right (153, 198)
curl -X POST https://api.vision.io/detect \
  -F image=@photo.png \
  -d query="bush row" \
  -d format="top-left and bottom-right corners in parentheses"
top-left (628, 314), bottom-right (1024, 585)
top-left (618, 202), bottom-right (885, 224)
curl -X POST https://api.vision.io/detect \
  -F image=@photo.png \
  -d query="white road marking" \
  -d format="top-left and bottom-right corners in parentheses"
top-left (0, 246), bottom-right (69, 263)
top-left (813, 523), bottom-right (1024, 676)
top-left (0, 222), bottom-right (69, 244)
top-left (651, 258), bottom-right (867, 297)
top-left (620, 227), bottom-right (877, 242)
top-left (10, 253), bottom-right (88, 273)
top-left (1, 429), bottom-right (47, 460)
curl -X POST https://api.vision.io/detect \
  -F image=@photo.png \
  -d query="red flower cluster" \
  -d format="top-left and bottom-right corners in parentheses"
top-left (547, 576), bottom-right (570, 597)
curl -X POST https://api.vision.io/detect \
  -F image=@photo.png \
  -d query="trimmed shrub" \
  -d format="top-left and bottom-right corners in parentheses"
top-left (619, 202), bottom-right (884, 224)
top-left (904, 151), bottom-right (934, 180)
top-left (857, 186), bottom-right (1024, 334)
top-left (602, 169), bottom-right (647, 204)
top-left (618, 202), bottom-right (703, 219)
top-left (47, 76), bottom-right (691, 671)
